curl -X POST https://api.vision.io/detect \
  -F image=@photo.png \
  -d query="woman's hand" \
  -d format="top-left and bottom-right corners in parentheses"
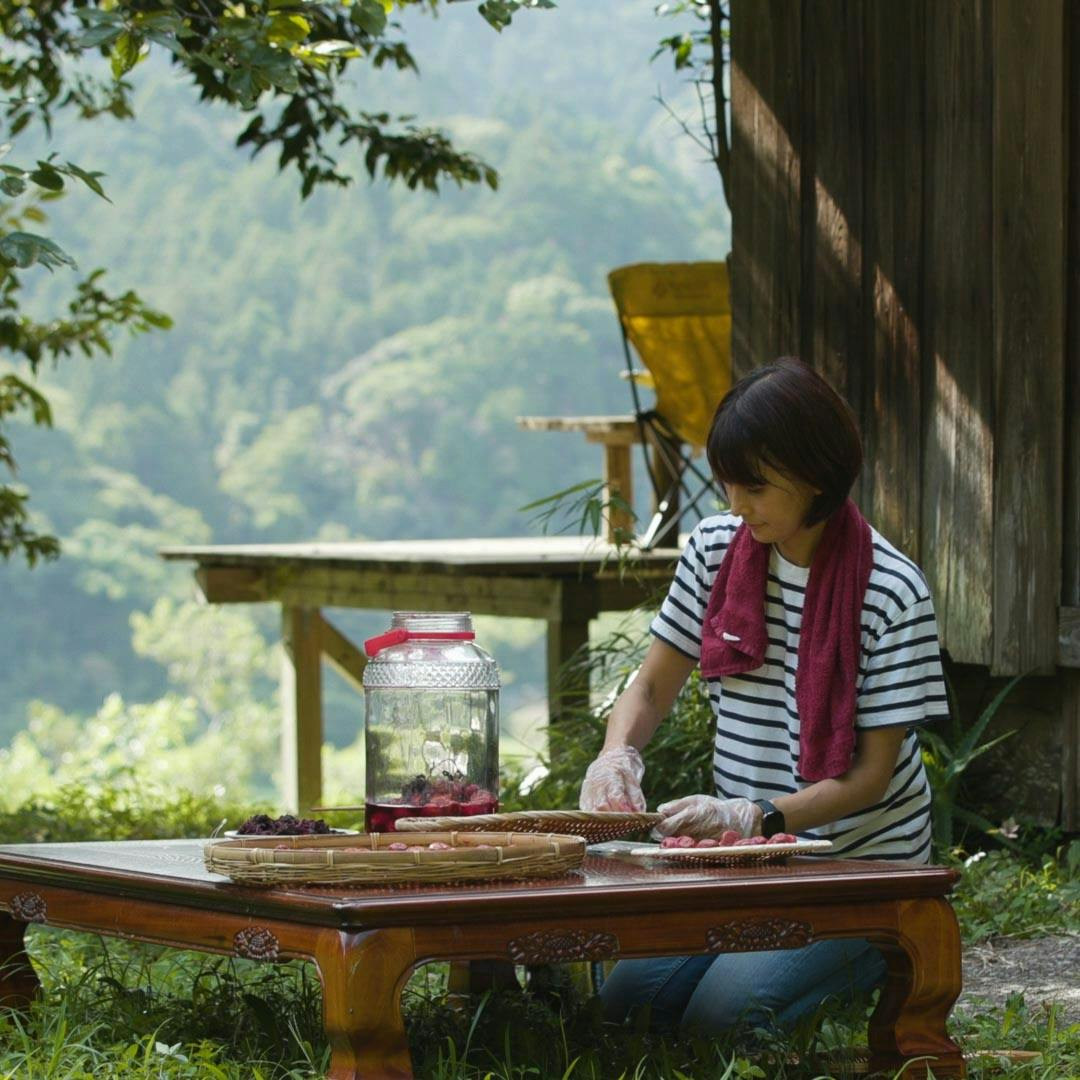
top-left (579, 745), bottom-right (647, 812)
top-left (653, 794), bottom-right (759, 839)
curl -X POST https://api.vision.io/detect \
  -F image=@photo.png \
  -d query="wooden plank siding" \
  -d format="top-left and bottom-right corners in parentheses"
top-left (920, 0), bottom-right (995, 664)
top-left (802, 0), bottom-right (865, 425)
top-left (730, 0), bottom-right (1072, 676)
top-left (730, 0), bottom-right (803, 382)
top-left (862, 2), bottom-right (925, 558)
top-left (990, 0), bottom-right (1066, 675)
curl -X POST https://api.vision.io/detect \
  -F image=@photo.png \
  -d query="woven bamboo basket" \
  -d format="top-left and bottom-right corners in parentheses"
top-left (393, 810), bottom-right (662, 844)
top-left (203, 831), bottom-right (586, 886)
top-left (625, 838), bottom-right (834, 866)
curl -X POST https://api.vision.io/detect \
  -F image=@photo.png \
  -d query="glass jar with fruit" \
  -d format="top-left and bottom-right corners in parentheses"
top-left (362, 612), bottom-right (499, 831)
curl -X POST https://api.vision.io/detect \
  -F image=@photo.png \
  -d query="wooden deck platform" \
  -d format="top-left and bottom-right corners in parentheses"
top-left (161, 536), bottom-right (683, 811)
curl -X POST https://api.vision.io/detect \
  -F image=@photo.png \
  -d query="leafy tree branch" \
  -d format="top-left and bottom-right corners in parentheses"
top-left (0, 0), bottom-right (553, 565)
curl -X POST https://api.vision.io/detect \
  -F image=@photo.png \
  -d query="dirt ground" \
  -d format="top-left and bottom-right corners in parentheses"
top-left (957, 933), bottom-right (1080, 1024)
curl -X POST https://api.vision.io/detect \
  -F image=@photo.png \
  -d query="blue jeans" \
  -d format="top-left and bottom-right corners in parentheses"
top-left (599, 938), bottom-right (886, 1035)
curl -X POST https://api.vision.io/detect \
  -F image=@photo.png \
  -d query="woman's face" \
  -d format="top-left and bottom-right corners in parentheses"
top-left (723, 463), bottom-right (822, 562)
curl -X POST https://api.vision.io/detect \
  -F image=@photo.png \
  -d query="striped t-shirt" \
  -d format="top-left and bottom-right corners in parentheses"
top-left (651, 512), bottom-right (947, 863)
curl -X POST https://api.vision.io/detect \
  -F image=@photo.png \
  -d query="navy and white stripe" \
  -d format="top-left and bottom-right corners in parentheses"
top-left (651, 512), bottom-right (944, 863)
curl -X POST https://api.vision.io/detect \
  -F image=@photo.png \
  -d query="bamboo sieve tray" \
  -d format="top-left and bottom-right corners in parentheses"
top-left (203, 830), bottom-right (586, 886)
top-left (394, 810), bottom-right (662, 845)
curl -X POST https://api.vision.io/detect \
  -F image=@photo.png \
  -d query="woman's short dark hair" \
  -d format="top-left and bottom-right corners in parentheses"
top-left (705, 357), bottom-right (863, 527)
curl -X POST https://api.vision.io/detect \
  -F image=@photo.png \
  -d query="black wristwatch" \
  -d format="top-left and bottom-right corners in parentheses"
top-left (753, 798), bottom-right (785, 839)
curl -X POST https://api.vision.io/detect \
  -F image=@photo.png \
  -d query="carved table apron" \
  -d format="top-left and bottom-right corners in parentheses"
top-left (0, 840), bottom-right (966, 1079)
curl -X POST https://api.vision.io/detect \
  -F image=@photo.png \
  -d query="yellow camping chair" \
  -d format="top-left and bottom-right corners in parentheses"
top-left (608, 261), bottom-right (732, 547)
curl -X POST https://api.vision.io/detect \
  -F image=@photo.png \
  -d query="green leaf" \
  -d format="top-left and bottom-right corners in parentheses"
top-left (63, 162), bottom-right (111, 202)
top-left (0, 374), bottom-right (52, 426)
top-left (77, 9), bottom-right (124, 27)
top-left (0, 231), bottom-right (77, 271)
top-left (268, 12), bottom-right (311, 45)
top-left (111, 31), bottom-right (144, 79)
top-left (518, 478), bottom-right (603, 513)
top-left (304, 39), bottom-right (364, 60)
top-left (28, 164), bottom-right (64, 192)
top-left (79, 23), bottom-right (125, 49)
top-left (143, 29), bottom-right (187, 58)
top-left (478, 1), bottom-right (514, 31)
top-left (142, 311), bottom-right (174, 330)
top-left (350, 0), bottom-right (388, 37)
top-left (955, 671), bottom-right (1026, 761)
top-left (0, 176), bottom-right (26, 197)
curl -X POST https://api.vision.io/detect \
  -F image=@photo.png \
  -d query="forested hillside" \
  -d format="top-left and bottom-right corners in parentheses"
top-left (1, 0), bottom-right (729, 797)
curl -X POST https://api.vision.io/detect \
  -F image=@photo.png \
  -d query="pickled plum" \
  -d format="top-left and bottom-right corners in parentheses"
top-left (720, 830), bottom-right (741, 847)
top-left (660, 835), bottom-right (727, 849)
top-left (386, 842), bottom-right (410, 851)
top-left (734, 836), bottom-right (769, 846)
top-left (365, 780), bottom-right (498, 832)
top-left (767, 833), bottom-right (798, 844)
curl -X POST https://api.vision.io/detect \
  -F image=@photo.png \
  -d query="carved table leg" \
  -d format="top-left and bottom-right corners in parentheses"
top-left (315, 927), bottom-right (416, 1080)
top-left (868, 898), bottom-right (967, 1079)
top-left (0, 911), bottom-right (40, 1009)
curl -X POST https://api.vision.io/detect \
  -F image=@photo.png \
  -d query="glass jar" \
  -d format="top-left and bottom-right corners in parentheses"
top-left (362, 612), bottom-right (500, 832)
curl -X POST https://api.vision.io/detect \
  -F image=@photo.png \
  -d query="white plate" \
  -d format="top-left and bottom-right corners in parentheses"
top-left (627, 839), bottom-right (833, 860)
top-left (223, 828), bottom-right (358, 839)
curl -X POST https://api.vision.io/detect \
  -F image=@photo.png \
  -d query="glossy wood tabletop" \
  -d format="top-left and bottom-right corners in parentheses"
top-left (0, 839), bottom-right (959, 925)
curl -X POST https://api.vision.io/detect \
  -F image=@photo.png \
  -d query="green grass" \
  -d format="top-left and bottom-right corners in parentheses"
top-left (3, 898), bottom-right (1076, 1079)
top-left (946, 841), bottom-right (1080, 943)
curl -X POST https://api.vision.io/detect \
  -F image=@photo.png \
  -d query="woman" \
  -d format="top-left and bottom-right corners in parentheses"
top-left (579, 357), bottom-right (948, 1035)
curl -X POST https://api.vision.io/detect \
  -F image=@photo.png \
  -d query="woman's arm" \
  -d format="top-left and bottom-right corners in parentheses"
top-left (601, 637), bottom-right (698, 752)
top-left (771, 725), bottom-right (907, 833)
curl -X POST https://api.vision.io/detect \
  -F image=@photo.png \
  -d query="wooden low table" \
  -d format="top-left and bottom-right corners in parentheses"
top-left (0, 841), bottom-right (966, 1079)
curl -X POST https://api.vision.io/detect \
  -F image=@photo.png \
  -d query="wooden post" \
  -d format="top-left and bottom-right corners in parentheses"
top-left (545, 581), bottom-right (596, 760)
top-left (281, 606), bottom-right (324, 813)
top-left (601, 442), bottom-right (635, 542)
top-left (1065, 0), bottom-right (1080, 615)
top-left (318, 613), bottom-right (368, 693)
top-left (1063, 667), bottom-right (1080, 831)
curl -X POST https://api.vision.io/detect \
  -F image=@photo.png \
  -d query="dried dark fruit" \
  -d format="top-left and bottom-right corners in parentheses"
top-left (235, 814), bottom-right (332, 836)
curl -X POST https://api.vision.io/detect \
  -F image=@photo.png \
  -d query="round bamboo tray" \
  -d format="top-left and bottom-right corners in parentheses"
top-left (626, 838), bottom-right (834, 866)
top-left (394, 810), bottom-right (662, 845)
top-left (203, 831), bottom-right (586, 886)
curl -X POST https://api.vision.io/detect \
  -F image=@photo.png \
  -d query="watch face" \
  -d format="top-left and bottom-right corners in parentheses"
top-left (755, 800), bottom-right (784, 838)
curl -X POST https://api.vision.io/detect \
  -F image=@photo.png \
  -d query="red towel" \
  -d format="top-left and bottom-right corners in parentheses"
top-left (699, 499), bottom-right (874, 782)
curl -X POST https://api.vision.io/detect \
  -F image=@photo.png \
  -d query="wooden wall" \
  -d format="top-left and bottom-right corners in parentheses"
top-left (730, 0), bottom-right (1073, 678)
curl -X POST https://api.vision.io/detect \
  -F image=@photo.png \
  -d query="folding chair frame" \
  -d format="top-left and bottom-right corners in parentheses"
top-left (618, 326), bottom-right (722, 549)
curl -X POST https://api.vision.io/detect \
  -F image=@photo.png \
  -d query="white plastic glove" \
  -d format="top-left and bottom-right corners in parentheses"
top-left (578, 745), bottom-right (646, 812)
top-left (652, 795), bottom-right (759, 839)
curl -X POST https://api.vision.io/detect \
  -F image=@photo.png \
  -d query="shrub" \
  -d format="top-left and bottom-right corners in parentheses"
top-left (0, 776), bottom-right (263, 844)
top-left (509, 621), bottom-right (714, 812)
